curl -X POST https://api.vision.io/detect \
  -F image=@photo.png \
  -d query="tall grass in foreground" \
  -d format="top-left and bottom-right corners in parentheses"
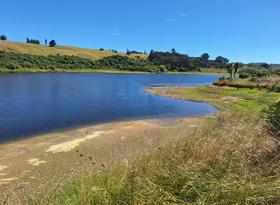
top-left (30, 112), bottom-right (280, 205)
top-left (264, 101), bottom-right (280, 138)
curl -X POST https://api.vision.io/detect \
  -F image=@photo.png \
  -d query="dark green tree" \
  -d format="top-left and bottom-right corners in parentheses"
top-left (49, 40), bottom-right (56, 47)
top-left (261, 63), bottom-right (270, 69)
top-left (26, 38), bottom-right (40, 44)
top-left (215, 56), bottom-right (229, 63)
top-left (201, 53), bottom-right (210, 62)
top-left (0, 35), bottom-right (7, 41)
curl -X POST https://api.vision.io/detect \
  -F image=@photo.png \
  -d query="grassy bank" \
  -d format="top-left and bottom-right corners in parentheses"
top-left (148, 85), bottom-right (279, 112)
top-left (0, 67), bottom-right (226, 75)
top-left (29, 85), bottom-right (280, 205)
top-left (0, 68), bottom-right (152, 74)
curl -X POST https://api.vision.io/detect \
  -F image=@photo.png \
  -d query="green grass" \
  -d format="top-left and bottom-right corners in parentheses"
top-left (29, 86), bottom-right (280, 205)
top-left (150, 85), bottom-right (280, 112)
top-left (0, 67), bottom-right (197, 75)
top-left (0, 67), bottom-right (227, 75)
top-left (165, 71), bottom-right (226, 76)
top-left (0, 67), bottom-right (152, 74)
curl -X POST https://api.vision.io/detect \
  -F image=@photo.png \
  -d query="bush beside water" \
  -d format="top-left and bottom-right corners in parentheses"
top-left (238, 67), bottom-right (280, 78)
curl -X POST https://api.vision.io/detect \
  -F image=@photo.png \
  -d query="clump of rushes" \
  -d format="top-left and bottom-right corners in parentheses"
top-left (30, 112), bottom-right (280, 204)
top-left (264, 101), bottom-right (280, 138)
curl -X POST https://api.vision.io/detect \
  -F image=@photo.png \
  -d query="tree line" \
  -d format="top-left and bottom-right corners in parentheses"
top-left (0, 49), bottom-right (233, 73)
top-left (148, 49), bottom-right (230, 71)
top-left (0, 48), bottom-right (237, 73)
top-left (0, 34), bottom-right (57, 47)
top-left (26, 38), bottom-right (56, 47)
top-left (1, 50), bottom-right (279, 75)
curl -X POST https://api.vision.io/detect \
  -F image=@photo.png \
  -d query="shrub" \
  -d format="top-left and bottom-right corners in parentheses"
top-left (264, 101), bottom-right (280, 138)
top-left (0, 51), bottom-right (161, 72)
top-left (239, 67), bottom-right (279, 78)
top-left (6, 63), bottom-right (19, 70)
top-left (239, 73), bottom-right (250, 79)
top-left (26, 38), bottom-right (40, 45)
top-left (249, 77), bottom-right (257, 82)
top-left (49, 40), bottom-right (57, 47)
top-left (239, 67), bottom-right (263, 77)
top-left (0, 35), bottom-right (7, 41)
top-left (272, 68), bottom-right (280, 76)
top-left (256, 70), bottom-right (268, 78)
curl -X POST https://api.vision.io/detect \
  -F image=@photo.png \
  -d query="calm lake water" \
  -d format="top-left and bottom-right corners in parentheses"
top-left (0, 73), bottom-right (219, 143)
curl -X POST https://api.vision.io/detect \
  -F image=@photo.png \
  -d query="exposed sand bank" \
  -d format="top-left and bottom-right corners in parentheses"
top-left (0, 116), bottom-right (205, 204)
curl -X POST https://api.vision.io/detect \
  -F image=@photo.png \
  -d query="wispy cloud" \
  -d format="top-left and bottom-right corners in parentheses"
top-left (165, 18), bottom-right (177, 23)
top-left (112, 32), bottom-right (127, 38)
top-left (164, 11), bottom-right (190, 23)
top-left (111, 26), bottom-right (127, 38)
top-left (112, 32), bottom-right (122, 37)
top-left (111, 26), bottom-right (126, 38)
top-left (178, 11), bottom-right (189, 17)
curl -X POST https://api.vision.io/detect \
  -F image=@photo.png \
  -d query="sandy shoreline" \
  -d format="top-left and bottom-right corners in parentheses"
top-left (0, 114), bottom-right (205, 204)
top-left (0, 116), bottom-right (188, 158)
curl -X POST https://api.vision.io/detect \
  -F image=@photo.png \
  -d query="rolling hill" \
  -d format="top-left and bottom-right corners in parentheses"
top-left (0, 41), bottom-right (147, 60)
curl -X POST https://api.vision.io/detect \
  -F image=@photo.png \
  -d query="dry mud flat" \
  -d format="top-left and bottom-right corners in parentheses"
top-left (0, 117), bottom-right (203, 204)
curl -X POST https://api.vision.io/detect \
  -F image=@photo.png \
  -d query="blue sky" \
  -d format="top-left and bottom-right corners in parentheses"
top-left (2, 0), bottom-right (280, 63)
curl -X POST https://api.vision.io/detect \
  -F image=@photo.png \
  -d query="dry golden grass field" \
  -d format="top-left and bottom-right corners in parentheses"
top-left (0, 41), bottom-right (147, 60)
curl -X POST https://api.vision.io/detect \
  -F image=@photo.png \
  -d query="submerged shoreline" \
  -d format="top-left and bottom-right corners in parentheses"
top-left (0, 115), bottom-right (199, 152)
top-left (0, 102), bottom-right (217, 145)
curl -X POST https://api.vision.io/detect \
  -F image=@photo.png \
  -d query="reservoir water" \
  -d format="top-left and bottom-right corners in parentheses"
top-left (0, 73), bottom-right (219, 142)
